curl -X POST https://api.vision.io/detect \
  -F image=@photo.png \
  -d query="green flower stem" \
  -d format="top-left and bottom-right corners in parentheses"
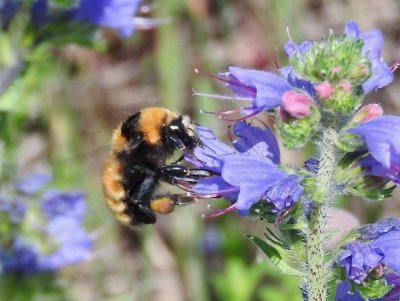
top-left (307, 122), bottom-right (338, 301)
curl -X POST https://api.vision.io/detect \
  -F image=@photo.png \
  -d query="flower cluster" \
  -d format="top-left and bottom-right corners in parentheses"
top-left (186, 122), bottom-right (303, 217)
top-left (335, 219), bottom-right (400, 300)
top-left (190, 20), bottom-right (398, 217)
top-left (188, 20), bottom-right (399, 300)
top-left (0, 173), bottom-right (91, 274)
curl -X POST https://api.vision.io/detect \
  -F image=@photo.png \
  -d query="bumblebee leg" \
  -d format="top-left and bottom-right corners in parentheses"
top-left (150, 194), bottom-right (196, 214)
top-left (160, 165), bottom-right (214, 184)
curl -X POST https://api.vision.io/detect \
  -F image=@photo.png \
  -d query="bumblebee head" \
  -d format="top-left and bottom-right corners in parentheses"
top-left (163, 115), bottom-right (199, 153)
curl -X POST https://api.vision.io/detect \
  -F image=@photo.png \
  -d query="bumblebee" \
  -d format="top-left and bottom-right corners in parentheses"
top-left (102, 107), bottom-right (211, 225)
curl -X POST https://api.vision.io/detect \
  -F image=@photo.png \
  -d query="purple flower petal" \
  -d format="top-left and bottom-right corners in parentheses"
top-left (358, 155), bottom-right (400, 184)
top-left (193, 176), bottom-right (238, 199)
top-left (284, 40), bottom-right (312, 58)
top-left (228, 66), bottom-right (292, 112)
top-left (0, 239), bottom-right (39, 274)
top-left (372, 231), bottom-right (400, 273)
top-left (264, 174), bottom-right (303, 215)
top-left (232, 122), bottom-right (280, 164)
top-left (0, 0), bottom-right (21, 29)
top-left (39, 216), bottom-right (92, 271)
top-left (221, 154), bottom-right (287, 215)
top-left (360, 29), bottom-right (383, 61)
top-left (16, 172), bottom-right (52, 195)
top-left (192, 126), bottom-right (235, 173)
top-left (41, 189), bottom-right (87, 222)
top-left (359, 218), bottom-right (400, 240)
top-left (344, 20), bottom-right (393, 94)
top-left (334, 280), bottom-right (364, 301)
top-left (382, 273), bottom-right (400, 301)
top-left (362, 60), bottom-right (394, 94)
top-left (350, 116), bottom-right (400, 169)
top-left (344, 20), bottom-right (361, 39)
top-left (73, 0), bottom-right (141, 37)
top-left (338, 241), bottom-right (384, 284)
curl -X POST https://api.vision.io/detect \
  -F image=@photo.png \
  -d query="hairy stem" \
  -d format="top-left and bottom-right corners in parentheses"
top-left (307, 124), bottom-right (338, 301)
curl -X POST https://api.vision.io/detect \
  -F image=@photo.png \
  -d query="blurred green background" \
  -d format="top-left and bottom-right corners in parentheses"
top-left (2, 0), bottom-right (400, 300)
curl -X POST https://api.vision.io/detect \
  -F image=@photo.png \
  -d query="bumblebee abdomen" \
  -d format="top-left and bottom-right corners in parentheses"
top-left (102, 155), bottom-right (132, 225)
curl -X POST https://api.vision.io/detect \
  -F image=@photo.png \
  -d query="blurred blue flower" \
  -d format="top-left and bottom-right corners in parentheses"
top-left (190, 123), bottom-right (303, 216)
top-left (344, 20), bottom-right (393, 94)
top-left (200, 227), bottom-right (222, 254)
top-left (15, 172), bottom-right (52, 195)
top-left (0, 195), bottom-right (26, 224)
top-left (349, 116), bottom-right (400, 184)
top-left (38, 216), bottom-right (92, 271)
top-left (30, 0), bottom-right (48, 27)
top-left (0, 180), bottom-right (91, 274)
top-left (0, 0), bottom-right (21, 29)
top-left (0, 239), bottom-right (39, 274)
top-left (41, 189), bottom-right (86, 222)
top-left (73, 0), bottom-right (142, 37)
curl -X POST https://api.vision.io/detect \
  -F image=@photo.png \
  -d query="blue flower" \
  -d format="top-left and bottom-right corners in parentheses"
top-left (344, 20), bottom-right (393, 94)
top-left (349, 116), bottom-right (400, 184)
top-left (358, 218), bottom-right (400, 240)
top-left (0, 184), bottom-right (91, 274)
top-left (0, 195), bottom-right (26, 224)
top-left (190, 123), bottom-right (303, 216)
top-left (0, 239), bottom-right (39, 274)
top-left (372, 230), bottom-right (400, 274)
top-left (41, 189), bottom-right (87, 222)
top-left (15, 172), bottom-right (52, 195)
top-left (0, 0), bottom-right (21, 29)
top-left (284, 40), bottom-right (312, 59)
top-left (338, 219), bottom-right (400, 284)
top-left (73, 0), bottom-right (142, 37)
top-left (381, 273), bottom-right (400, 301)
top-left (38, 216), bottom-right (92, 271)
top-left (30, 0), bottom-right (48, 27)
top-left (232, 121), bottom-right (280, 164)
top-left (338, 241), bottom-right (384, 284)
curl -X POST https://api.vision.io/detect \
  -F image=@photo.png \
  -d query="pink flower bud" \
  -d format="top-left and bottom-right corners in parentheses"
top-left (353, 103), bottom-right (383, 123)
top-left (331, 66), bottom-right (342, 74)
top-left (340, 80), bottom-right (352, 92)
top-left (281, 91), bottom-right (314, 119)
top-left (316, 81), bottom-right (333, 99)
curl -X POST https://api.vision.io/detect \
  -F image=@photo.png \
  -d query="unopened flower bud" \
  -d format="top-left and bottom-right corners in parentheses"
top-left (353, 104), bottom-right (383, 123)
top-left (331, 66), bottom-right (342, 74)
top-left (316, 81), bottom-right (333, 99)
top-left (340, 80), bottom-right (352, 92)
top-left (281, 91), bottom-right (315, 119)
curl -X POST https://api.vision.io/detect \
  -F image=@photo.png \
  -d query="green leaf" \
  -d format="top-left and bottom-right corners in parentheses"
top-left (357, 278), bottom-right (393, 300)
top-left (246, 235), bottom-right (305, 276)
